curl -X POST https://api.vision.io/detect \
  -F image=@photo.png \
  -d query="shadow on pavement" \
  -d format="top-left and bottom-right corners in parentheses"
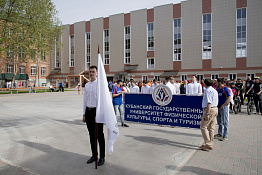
top-left (177, 166), bottom-right (231, 175)
top-left (125, 135), bottom-right (198, 149)
top-left (16, 140), bottom-right (148, 175)
top-left (53, 119), bottom-right (84, 126)
top-left (144, 128), bottom-right (202, 137)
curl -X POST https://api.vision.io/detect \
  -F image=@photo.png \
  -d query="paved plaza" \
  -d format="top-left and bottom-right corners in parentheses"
top-left (0, 91), bottom-right (261, 175)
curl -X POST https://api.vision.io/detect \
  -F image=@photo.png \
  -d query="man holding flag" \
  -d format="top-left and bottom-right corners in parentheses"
top-left (83, 50), bottom-right (119, 168)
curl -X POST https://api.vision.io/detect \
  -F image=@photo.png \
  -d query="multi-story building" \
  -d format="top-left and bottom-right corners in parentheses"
top-left (50, 0), bottom-right (262, 87)
top-left (0, 51), bottom-right (50, 88)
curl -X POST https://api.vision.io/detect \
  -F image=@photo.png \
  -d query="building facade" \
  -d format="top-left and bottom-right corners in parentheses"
top-left (50, 0), bottom-right (262, 86)
top-left (0, 51), bottom-right (50, 88)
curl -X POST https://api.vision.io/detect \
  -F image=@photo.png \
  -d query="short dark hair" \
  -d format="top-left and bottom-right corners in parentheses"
top-left (204, 79), bottom-right (213, 86)
top-left (165, 77), bottom-right (171, 81)
top-left (226, 81), bottom-right (231, 86)
top-left (143, 80), bottom-right (148, 84)
top-left (117, 80), bottom-right (123, 84)
top-left (217, 78), bottom-right (224, 83)
top-left (89, 65), bottom-right (97, 70)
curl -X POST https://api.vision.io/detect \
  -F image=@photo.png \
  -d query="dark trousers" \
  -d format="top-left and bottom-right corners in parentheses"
top-left (85, 107), bottom-right (105, 158)
top-left (254, 94), bottom-right (262, 113)
top-left (239, 91), bottom-right (244, 104)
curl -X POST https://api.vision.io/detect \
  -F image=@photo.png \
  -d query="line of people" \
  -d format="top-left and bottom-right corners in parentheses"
top-left (108, 75), bottom-right (203, 96)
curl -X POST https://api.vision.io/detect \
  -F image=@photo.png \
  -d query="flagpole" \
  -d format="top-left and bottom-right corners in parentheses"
top-left (95, 45), bottom-right (100, 169)
top-left (95, 123), bottom-right (98, 169)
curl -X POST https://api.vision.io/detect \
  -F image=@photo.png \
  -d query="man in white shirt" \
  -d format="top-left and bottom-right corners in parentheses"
top-left (141, 80), bottom-right (152, 94)
top-left (130, 80), bottom-right (139, 93)
top-left (200, 79), bottom-right (218, 151)
top-left (186, 75), bottom-right (202, 95)
top-left (165, 77), bottom-right (176, 95)
top-left (83, 65), bottom-right (105, 166)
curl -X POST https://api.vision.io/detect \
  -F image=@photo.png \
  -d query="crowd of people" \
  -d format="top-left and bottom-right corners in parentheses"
top-left (107, 75), bottom-right (262, 152)
top-left (108, 76), bottom-right (262, 115)
top-left (82, 65), bottom-right (262, 165)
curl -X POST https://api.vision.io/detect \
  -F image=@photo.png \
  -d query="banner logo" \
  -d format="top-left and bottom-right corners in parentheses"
top-left (152, 85), bottom-right (172, 106)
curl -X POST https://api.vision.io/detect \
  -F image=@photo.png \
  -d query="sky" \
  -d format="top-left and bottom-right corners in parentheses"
top-left (51, 0), bottom-right (187, 25)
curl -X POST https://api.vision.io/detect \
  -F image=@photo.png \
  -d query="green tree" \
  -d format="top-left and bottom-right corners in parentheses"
top-left (0, 0), bottom-right (63, 87)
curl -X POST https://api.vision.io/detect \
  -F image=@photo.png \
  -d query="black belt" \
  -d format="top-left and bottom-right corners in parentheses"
top-left (86, 106), bottom-right (96, 111)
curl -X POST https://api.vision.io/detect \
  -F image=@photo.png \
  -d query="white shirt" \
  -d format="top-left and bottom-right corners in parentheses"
top-left (141, 85), bottom-right (152, 94)
top-left (166, 82), bottom-right (176, 95)
top-left (175, 83), bottom-right (180, 94)
top-left (130, 85), bottom-right (140, 93)
top-left (83, 79), bottom-right (97, 114)
top-left (186, 82), bottom-right (202, 95)
top-left (149, 83), bottom-right (158, 93)
top-left (202, 86), bottom-right (218, 108)
top-left (123, 86), bottom-right (130, 93)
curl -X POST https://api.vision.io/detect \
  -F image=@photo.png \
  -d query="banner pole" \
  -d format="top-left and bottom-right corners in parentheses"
top-left (95, 123), bottom-right (98, 169)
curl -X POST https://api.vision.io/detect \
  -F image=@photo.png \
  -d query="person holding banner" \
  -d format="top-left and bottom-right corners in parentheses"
top-left (130, 80), bottom-right (140, 93)
top-left (165, 77), bottom-right (176, 95)
top-left (141, 80), bottom-right (152, 94)
top-left (200, 79), bottom-right (218, 151)
top-left (83, 65), bottom-right (105, 166)
top-left (186, 75), bottom-right (202, 95)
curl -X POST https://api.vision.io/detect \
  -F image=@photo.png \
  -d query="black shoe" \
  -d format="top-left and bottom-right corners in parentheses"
top-left (122, 123), bottom-right (129, 127)
top-left (86, 156), bottom-right (95, 164)
top-left (98, 158), bottom-right (105, 166)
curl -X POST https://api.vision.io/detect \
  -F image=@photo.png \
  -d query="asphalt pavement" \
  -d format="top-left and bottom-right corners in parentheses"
top-left (0, 91), bottom-right (261, 175)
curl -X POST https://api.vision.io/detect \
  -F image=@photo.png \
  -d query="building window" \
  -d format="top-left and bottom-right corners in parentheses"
top-left (31, 66), bottom-right (36, 76)
top-left (142, 76), bottom-right (148, 81)
top-left (104, 30), bottom-right (109, 65)
top-left (197, 75), bottom-right (204, 81)
top-left (31, 49), bottom-right (36, 60)
top-left (7, 46), bottom-right (13, 57)
top-left (19, 47), bottom-right (25, 59)
top-left (7, 65), bottom-right (13, 74)
top-left (124, 26), bottom-right (131, 64)
top-left (7, 27), bottom-right (13, 38)
top-left (55, 52), bottom-right (60, 68)
top-left (86, 32), bottom-right (91, 70)
top-left (236, 8), bottom-right (246, 57)
top-left (229, 73), bottom-right (237, 80)
top-left (247, 73), bottom-right (255, 80)
top-left (42, 51), bottom-right (46, 61)
top-left (147, 23), bottom-right (154, 51)
top-left (41, 67), bottom-right (46, 76)
top-left (154, 76), bottom-right (160, 81)
top-left (70, 35), bottom-right (74, 67)
top-left (55, 38), bottom-right (60, 68)
top-left (181, 75), bottom-right (187, 81)
top-left (74, 77), bottom-right (78, 82)
top-left (211, 74), bottom-right (218, 80)
top-left (147, 58), bottom-right (155, 69)
top-left (19, 66), bottom-right (25, 74)
top-left (174, 18), bottom-right (181, 61)
top-left (203, 14), bottom-right (212, 59)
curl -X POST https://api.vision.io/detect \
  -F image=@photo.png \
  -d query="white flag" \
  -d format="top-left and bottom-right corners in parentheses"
top-left (96, 53), bottom-right (119, 154)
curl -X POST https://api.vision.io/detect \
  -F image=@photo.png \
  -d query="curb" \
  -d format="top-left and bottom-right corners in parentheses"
top-left (170, 140), bottom-right (204, 175)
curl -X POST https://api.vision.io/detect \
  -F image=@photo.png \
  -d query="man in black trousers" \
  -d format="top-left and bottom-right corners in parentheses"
top-left (82, 65), bottom-right (105, 166)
